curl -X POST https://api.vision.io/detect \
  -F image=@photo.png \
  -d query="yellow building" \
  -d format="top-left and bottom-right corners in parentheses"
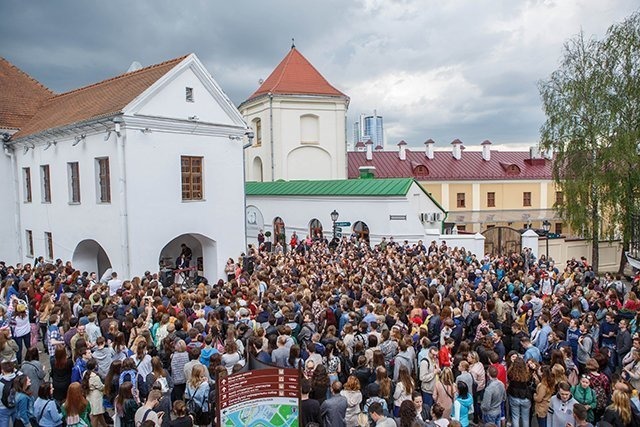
top-left (348, 139), bottom-right (566, 234)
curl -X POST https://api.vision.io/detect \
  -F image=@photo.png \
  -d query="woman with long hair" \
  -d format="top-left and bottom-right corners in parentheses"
top-left (432, 367), bottom-right (456, 420)
top-left (286, 344), bottom-right (303, 369)
top-left (170, 340), bottom-right (189, 402)
top-left (13, 375), bottom-right (32, 427)
top-left (602, 390), bottom-right (632, 427)
top-left (145, 356), bottom-right (173, 397)
top-left (323, 342), bottom-right (341, 385)
top-left (33, 382), bottom-right (63, 427)
top-left (374, 366), bottom-right (393, 410)
top-left (393, 365), bottom-right (415, 417)
top-left (104, 360), bottom-right (123, 408)
top-left (82, 359), bottom-right (107, 427)
top-left (397, 399), bottom-right (418, 427)
top-left (340, 376), bottom-right (363, 427)
top-left (51, 344), bottom-right (72, 402)
top-left (533, 366), bottom-right (555, 427)
top-left (185, 365), bottom-right (210, 427)
top-left (132, 341), bottom-right (152, 400)
top-left (115, 382), bottom-right (139, 427)
top-left (0, 328), bottom-right (18, 362)
top-left (169, 400), bottom-right (193, 427)
top-left (62, 382), bottom-right (91, 427)
top-left (507, 357), bottom-right (532, 427)
top-left (310, 364), bottom-right (330, 406)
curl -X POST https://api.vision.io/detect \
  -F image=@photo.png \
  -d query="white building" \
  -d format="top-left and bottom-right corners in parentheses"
top-left (245, 177), bottom-right (447, 247)
top-left (1, 54), bottom-right (249, 280)
top-left (239, 46), bottom-right (349, 182)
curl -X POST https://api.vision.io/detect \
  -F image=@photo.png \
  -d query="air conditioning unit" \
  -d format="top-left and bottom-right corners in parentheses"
top-left (435, 212), bottom-right (443, 222)
top-left (419, 213), bottom-right (427, 222)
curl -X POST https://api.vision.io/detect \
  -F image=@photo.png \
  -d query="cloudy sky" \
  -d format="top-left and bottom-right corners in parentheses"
top-left (2, 1), bottom-right (637, 148)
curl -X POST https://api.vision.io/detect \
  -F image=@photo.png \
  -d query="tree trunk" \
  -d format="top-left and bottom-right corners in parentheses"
top-left (591, 186), bottom-right (599, 274)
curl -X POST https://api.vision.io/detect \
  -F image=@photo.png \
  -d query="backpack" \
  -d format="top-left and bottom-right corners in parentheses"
top-left (0, 377), bottom-right (16, 408)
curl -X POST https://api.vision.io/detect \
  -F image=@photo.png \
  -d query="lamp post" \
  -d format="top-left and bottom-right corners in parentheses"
top-left (331, 210), bottom-right (339, 240)
top-left (542, 219), bottom-right (551, 261)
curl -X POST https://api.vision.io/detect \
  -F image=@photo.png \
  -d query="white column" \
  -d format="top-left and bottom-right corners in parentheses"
top-left (540, 181), bottom-right (548, 209)
top-left (472, 183), bottom-right (480, 212)
top-left (441, 183), bottom-right (450, 210)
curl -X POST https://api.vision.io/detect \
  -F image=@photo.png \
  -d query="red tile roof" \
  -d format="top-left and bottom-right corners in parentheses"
top-left (245, 47), bottom-right (346, 102)
top-left (13, 55), bottom-right (188, 139)
top-left (0, 58), bottom-right (53, 130)
top-left (348, 149), bottom-right (552, 180)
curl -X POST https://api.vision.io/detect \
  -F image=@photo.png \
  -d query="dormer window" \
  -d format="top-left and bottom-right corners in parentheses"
top-left (500, 162), bottom-right (521, 175)
top-left (185, 87), bottom-right (194, 102)
top-left (413, 165), bottom-right (429, 179)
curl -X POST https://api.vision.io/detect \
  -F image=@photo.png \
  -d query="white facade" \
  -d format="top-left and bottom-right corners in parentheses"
top-left (240, 95), bottom-right (348, 182)
top-left (0, 130), bottom-right (20, 263)
top-left (246, 181), bottom-right (444, 246)
top-left (4, 55), bottom-right (248, 280)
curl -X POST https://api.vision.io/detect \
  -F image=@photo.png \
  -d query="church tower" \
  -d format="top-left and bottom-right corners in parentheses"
top-left (239, 45), bottom-right (349, 182)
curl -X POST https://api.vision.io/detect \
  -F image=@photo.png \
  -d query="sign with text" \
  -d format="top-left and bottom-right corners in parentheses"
top-left (335, 221), bottom-right (351, 227)
top-left (217, 367), bottom-right (300, 427)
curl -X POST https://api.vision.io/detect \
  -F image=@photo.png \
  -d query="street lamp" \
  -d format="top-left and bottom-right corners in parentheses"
top-left (331, 210), bottom-right (339, 239)
top-left (542, 219), bottom-right (551, 261)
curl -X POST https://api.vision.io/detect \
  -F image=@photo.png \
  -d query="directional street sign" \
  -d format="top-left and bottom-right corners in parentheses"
top-left (336, 232), bottom-right (342, 238)
top-left (335, 227), bottom-right (342, 232)
top-left (335, 221), bottom-right (351, 227)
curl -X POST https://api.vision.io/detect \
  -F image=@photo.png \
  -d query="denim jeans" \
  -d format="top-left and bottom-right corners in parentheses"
top-left (0, 406), bottom-right (15, 427)
top-left (538, 416), bottom-right (547, 427)
top-left (509, 396), bottom-right (531, 427)
top-left (14, 333), bottom-right (30, 364)
top-left (482, 412), bottom-right (501, 425)
top-left (422, 391), bottom-right (434, 408)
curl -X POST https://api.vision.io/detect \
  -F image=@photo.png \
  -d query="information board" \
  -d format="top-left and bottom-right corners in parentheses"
top-left (217, 367), bottom-right (300, 427)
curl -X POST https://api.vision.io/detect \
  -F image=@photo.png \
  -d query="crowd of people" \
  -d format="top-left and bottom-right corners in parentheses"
top-left (0, 234), bottom-right (639, 427)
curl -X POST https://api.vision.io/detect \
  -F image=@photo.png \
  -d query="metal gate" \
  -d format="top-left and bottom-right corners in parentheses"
top-left (482, 226), bottom-right (522, 256)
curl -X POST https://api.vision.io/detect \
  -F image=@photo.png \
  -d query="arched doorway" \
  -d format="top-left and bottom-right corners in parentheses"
top-left (353, 221), bottom-right (370, 243)
top-left (309, 218), bottom-right (323, 240)
top-left (158, 233), bottom-right (217, 285)
top-left (72, 239), bottom-right (112, 277)
top-left (273, 217), bottom-right (286, 249)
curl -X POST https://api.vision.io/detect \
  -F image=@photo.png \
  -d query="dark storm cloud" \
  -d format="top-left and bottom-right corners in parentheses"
top-left (1, 1), bottom-right (637, 147)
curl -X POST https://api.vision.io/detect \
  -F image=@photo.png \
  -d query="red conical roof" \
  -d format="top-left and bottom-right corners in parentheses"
top-left (246, 47), bottom-right (346, 102)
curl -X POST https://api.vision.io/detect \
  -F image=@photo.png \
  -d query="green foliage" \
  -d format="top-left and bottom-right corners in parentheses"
top-left (539, 11), bottom-right (640, 270)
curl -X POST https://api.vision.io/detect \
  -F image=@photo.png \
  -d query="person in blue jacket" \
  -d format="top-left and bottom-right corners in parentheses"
top-left (33, 382), bottom-right (63, 427)
top-left (71, 347), bottom-right (92, 383)
top-left (452, 381), bottom-right (474, 427)
top-left (13, 375), bottom-right (32, 427)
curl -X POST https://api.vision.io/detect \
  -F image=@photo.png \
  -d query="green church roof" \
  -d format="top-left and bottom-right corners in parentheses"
top-left (245, 178), bottom-right (415, 197)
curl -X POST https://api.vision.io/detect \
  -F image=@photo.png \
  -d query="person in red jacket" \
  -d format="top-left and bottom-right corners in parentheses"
top-left (439, 338), bottom-right (454, 367)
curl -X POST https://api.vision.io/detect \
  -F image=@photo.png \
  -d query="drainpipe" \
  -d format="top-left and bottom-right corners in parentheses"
top-left (269, 93), bottom-right (275, 181)
top-left (113, 116), bottom-right (131, 277)
top-left (3, 144), bottom-right (23, 261)
top-left (242, 132), bottom-right (254, 252)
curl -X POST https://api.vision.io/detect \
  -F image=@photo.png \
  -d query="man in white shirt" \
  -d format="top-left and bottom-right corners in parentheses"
top-left (108, 272), bottom-right (122, 296)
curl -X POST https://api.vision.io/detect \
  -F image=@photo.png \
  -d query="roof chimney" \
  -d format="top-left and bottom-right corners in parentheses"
top-left (424, 139), bottom-right (435, 160)
top-left (451, 139), bottom-right (462, 160)
top-left (481, 140), bottom-right (492, 161)
top-left (374, 144), bottom-right (384, 151)
top-left (365, 139), bottom-right (374, 161)
top-left (397, 140), bottom-right (407, 160)
top-left (355, 141), bottom-right (365, 152)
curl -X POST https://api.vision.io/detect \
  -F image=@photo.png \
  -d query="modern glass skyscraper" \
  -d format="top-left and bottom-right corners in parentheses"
top-left (353, 111), bottom-right (384, 146)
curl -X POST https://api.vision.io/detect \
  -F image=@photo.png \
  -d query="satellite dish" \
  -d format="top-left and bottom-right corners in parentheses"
top-left (127, 61), bottom-right (143, 73)
top-left (258, 78), bottom-right (264, 85)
